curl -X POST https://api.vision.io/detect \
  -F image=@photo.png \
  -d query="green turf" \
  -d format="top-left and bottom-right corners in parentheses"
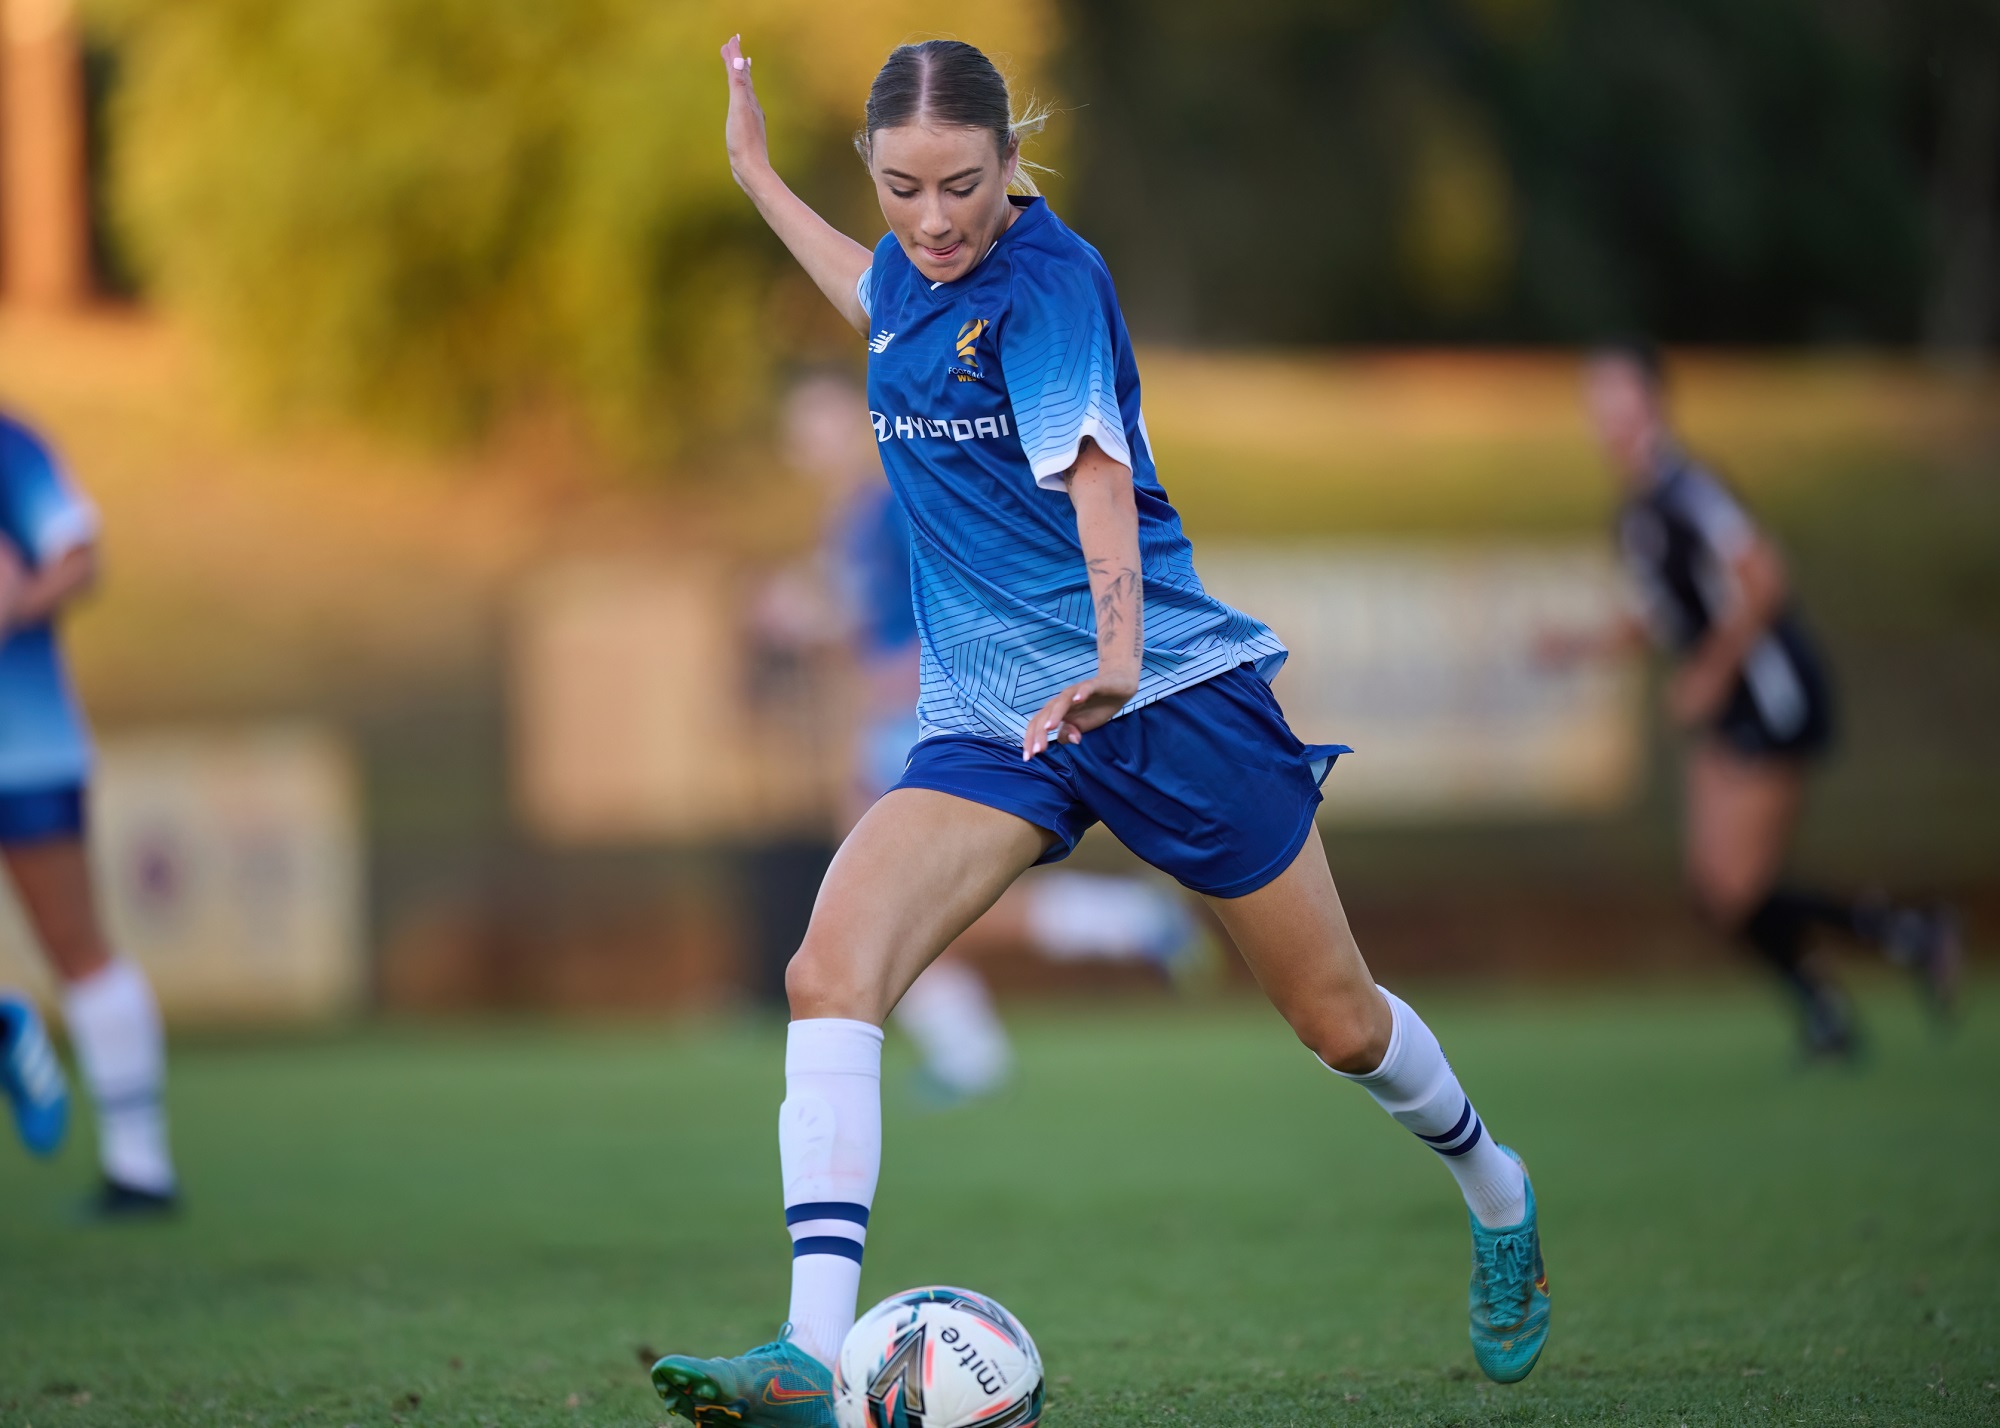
top-left (1, 980), bottom-right (1995, 1426)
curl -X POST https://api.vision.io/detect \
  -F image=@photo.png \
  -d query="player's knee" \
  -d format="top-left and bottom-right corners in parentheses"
top-left (782, 943), bottom-right (838, 1016)
top-left (36, 917), bottom-right (111, 983)
top-left (1289, 996), bottom-right (1387, 1076)
top-left (1687, 867), bottom-right (1756, 931)
top-left (783, 936), bottom-right (876, 1021)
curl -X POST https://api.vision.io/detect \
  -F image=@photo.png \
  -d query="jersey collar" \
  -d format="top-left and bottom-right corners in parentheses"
top-left (915, 196), bottom-right (1048, 297)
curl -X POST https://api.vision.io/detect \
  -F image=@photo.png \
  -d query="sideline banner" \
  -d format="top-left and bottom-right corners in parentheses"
top-left (511, 559), bottom-right (847, 844)
top-left (511, 545), bottom-right (1642, 841)
top-left (1198, 543), bottom-right (1643, 821)
top-left (0, 724), bottom-right (364, 1021)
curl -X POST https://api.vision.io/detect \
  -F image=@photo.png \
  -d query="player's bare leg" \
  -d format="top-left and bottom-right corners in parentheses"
top-left (1688, 744), bottom-right (1961, 1045)
top-left (1684, 743), bottom-right (1840, 1049)
top-left (785, 790), bottom-right (1051, 1026)
top-left (1205, 824), bottom-right (1550, 1383)
top-left (5, 837), bottom-right (177, 1212)
top-left (653, 790), bottom-right (1048, 1424)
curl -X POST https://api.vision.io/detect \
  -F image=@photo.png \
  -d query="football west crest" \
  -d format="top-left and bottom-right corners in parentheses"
top-left (949, 317), bottom-right (989, 382)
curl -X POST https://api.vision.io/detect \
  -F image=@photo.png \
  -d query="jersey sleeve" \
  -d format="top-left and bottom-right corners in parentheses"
top-left (856, 264), bottom-right (874, 320)
top-left (1000, 260), bottom-right (1132, 491)
top-left (1, 423), bottom-right (98, 566)
top-left (1670, 467), bottom-right (1755, 562)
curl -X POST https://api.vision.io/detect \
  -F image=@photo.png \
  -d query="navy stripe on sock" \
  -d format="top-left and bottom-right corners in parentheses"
top-left (1433, 1118), bottom-right (1485, 1157)
top-left (96, 1089), bottom-right (161, 1114)
top-left (785, 1201), bottom-right (870, 1227)
top-left (1416, 1100), bottom-right (1474, 1147)
top-left (791, 1236), bottom-right (865, 1263)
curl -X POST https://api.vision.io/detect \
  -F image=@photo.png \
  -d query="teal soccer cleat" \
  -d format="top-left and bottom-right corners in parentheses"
top-left (1467, 1146), bottom-right (1550, 1383)
top-left (0, 994), bottom-right (68, 1158)
top-left (652, 1327), bottom-right (835, 1427)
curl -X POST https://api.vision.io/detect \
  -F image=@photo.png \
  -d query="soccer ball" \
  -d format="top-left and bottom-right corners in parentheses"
top-left (833, 1286), bottom-right (1044, 1428)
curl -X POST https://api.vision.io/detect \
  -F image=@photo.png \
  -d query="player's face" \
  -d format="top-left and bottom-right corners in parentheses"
top-left (1584, 357), bottom-right (1662, 485)
top-left (868, 124), bottom-right (1020, 285)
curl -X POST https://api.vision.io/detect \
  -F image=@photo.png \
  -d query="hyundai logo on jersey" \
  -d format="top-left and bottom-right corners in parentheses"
top-left (870, 411), bottom-right (1012, 443)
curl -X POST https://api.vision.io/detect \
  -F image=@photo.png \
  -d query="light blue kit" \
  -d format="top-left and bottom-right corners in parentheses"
top-left (0, 416), bottom-right (96, 818)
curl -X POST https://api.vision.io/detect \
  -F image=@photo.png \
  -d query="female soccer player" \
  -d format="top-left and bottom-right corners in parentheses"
top-left (651, 39), bottom-right (1551, 1423)
top-left (0, 413), bottom-right (177, 1214)
top-left (1541, 346), bottom-right (1959, 1059)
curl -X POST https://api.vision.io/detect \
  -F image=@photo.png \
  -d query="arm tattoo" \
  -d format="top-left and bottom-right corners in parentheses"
top-left (1088, 557), bottom-right (1145, 660)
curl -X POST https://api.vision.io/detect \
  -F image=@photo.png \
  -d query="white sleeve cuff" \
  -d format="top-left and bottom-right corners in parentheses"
top-left (855, 266), bottom-right (874, 320)
top-left (1027, 416), bottom-right (1132, 492)
top-left (33, 501), bottom-right (99, 562)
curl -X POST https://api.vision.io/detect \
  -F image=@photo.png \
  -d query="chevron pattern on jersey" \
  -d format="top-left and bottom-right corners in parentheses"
top-left (1004, 263), bottom-right (1132, 486)
top-left (861, 200), bottom-right (1289, 746)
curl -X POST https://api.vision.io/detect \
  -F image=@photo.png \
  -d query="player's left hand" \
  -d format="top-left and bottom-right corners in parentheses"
top-left (1668, 657), bottom-right (1732, 728)
top-left (1022, 678), bottom-right (1132, 760)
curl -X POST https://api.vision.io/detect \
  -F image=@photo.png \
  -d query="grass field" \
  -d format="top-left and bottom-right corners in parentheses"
top-left (2, 981), bottom-right (1994, 1427)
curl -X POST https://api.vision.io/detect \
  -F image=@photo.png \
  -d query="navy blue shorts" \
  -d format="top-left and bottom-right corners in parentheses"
top-left (0, 784), bottom-right (85, 844)
top-left (893, 666), bottom-right (1347, 899)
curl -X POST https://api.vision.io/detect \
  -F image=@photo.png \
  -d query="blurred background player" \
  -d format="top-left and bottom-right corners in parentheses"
top-left (1538, 344), bottom-right (1961, 1059)
top-left (0, 413), bottom-right (177, 1213)
top-left (757, 371), bottom-right (1212, 1102)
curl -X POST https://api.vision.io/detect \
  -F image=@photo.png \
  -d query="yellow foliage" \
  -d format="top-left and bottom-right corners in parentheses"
top-left (84, 0), bottom-right (1057, 462)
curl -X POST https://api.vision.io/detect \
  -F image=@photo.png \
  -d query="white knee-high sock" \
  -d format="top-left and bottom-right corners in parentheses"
top-left (61, 959), bottom-right (176, 1194)
top-left (891, 960), bottom-right (1012, 1097)
top-left (1333, 989), bottom-right (1525, 1229)
top-left (780, 1018), bottom-right (884, 1366)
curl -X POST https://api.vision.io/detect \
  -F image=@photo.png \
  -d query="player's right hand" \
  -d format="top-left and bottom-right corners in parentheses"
top-left (1021, 678), bottom-right (1132, 761)
top-left (719, 35), bottom-right (771, 192)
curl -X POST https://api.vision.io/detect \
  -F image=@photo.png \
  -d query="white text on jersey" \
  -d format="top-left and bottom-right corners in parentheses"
top-left (870, 411), bottom-right (1013, 444)
top-left (868, 331), bottom-right (897, 353)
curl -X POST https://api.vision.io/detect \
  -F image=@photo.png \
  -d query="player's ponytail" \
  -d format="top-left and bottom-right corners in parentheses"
top-left (857, 40), bottom-right (1053, 196)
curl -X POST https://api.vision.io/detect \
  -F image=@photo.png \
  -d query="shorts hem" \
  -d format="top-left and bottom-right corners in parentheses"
top-left (1183, 790), bottom-right (1322, 900)
top-left (887, 778), bottom-right (1076, 864)
top-left (0, 783), bottom-right (87, 845)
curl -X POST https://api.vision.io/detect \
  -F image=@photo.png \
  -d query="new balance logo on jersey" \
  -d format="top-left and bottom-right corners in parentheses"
top-left (871, 410), bottom-right (1012, 444)
top-left (869, 331), bottom-right (897, 353)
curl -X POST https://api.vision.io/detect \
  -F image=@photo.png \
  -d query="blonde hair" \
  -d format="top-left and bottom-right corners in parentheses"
top-left (856, 40), bottom-right (1056, 195)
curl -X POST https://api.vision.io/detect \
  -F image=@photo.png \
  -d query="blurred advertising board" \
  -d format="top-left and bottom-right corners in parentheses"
top-left (1199, 543), bottom-right (1642, 821)
top-left (0, 725), bottom-right (364, 1021)
top-left (511, 559), bottom-right (848, 845)
top-left (512, 545), bottom-right (1639, 844)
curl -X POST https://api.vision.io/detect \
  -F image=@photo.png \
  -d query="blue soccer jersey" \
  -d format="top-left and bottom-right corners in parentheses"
top-left (0, 416), bottom-right (97, 791)
top-left (857, 197), bottom-right (1286, 743)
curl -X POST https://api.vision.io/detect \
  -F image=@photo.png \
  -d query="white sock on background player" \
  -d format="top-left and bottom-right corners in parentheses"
top-left (1335, 988), bottom-right (1527, 1229)
top-left (890, 960), bottom-right (1012, 1098)
top-left (1022, 872), bottom-right (1186, 963)
top-left (61, 958), bottom-right (176, 1194)
top-left (779, 1017), bottom-right (883, 1366)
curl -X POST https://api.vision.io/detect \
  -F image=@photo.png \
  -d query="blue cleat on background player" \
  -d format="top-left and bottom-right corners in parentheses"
top-left (652, 1327), bottom-right (834, 1428)
top-left (1, 993), bottom-right (69, 1157)
top-left (1467, 1146), bottom-right (1550, 1383)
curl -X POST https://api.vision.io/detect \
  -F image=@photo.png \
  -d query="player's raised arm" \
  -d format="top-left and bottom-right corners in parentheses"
top-left (720, 35), bottom-right (873, 335)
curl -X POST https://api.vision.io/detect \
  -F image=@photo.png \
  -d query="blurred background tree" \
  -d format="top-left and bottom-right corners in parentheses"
top-left (78, 0), bottom-right (1992, 453)
top-left (83, 0), bottom-right (1056, 458)
top-left (1057, 0), bottom-right (1998, 350)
